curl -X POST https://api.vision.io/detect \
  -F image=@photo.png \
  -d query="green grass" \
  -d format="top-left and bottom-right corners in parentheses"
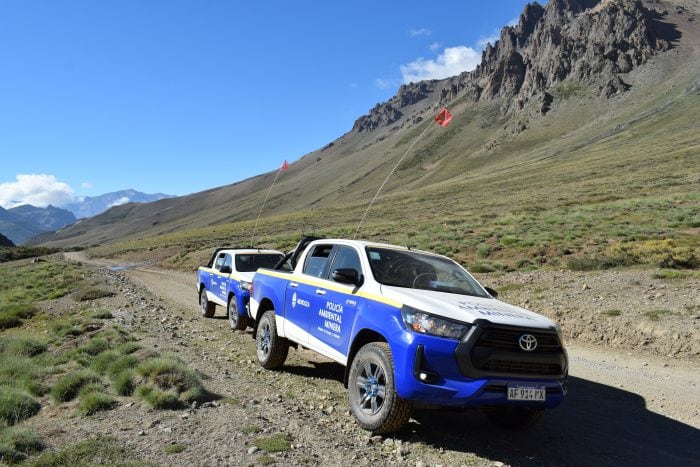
top-left (643, 309), bottom-right (673, 321)
top-left (91, 309), bottom-right (114, 319)
top-left (0, 387), bottom-right (41, 425)
top-left (601, 309), bottom-right (622, 317)
top-left (51, 370), bottom-right (101, 403)
top-left (0, 303), bottom-right (38, 329)
top-left (0, 426), bottom-right (45, 463)
top-left (135, 385), bottom-right (180, 409)
top-left (76, 387), bottom-right (117, 416)
top-left (164, 444), bottom-right (186, 454)
top-left (241, 424), bottom-right (263, 434)
top-left (73, 287), bottom-right (116, 302)
top-left (28, 436), bottom-right (139, 466)
top-left (254, 433), bottom-right (292, 453)
top-left (136, 355), bottom-right (204, 402)
top-left (0, 335), bottom-right (47, 357)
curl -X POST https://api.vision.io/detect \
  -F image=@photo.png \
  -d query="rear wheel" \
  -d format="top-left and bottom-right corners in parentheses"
top-left (348, 342), bottom-right (412, 434)
top-left (256, 310), bottom-right (288, 369)
top-left (483, 407), bottom-right (545, 430)
top-left (200, 288), bottom-right (215, 318)
top-left (228, 297), bottom-right (249, 331)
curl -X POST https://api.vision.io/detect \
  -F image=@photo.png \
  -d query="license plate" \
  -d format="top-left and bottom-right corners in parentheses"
top-left (507, 385), bottom-right (546, 401)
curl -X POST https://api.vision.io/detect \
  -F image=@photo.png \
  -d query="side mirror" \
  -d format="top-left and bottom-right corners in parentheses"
top-left (484, 286), bottom-right (498, 298)
top-left (219, 266), bottom-right (232, 274)
top-left (332, 268), bottom-right (362, 287)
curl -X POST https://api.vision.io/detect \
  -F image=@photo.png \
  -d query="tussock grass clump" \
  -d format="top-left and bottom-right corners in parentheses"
top-left (50, 319), bottom-right (88, 338)
top-left (644, 309), bottom-right (672, 321)
top-left (73, 287), bottom-right (116, 302)
top-left (134, 355), bottom-right (205, 408)
top-left (0, 303), bottom-right (37, 329)
top-left (601, 309), bottom-right (622, 317)
top-left (0, 387), bottom-right (41, 425)
top-left (254, 433), bottom-right (292, 453)
top-left (77, 337), bottom-right (110, 356)
top-left (51, 370), bottom-right (100, 403)
top-left (0, 426), bottom-right (45, 463)
top-left (0, 335), bottom-right (47, 357)
top-left (29, 436), bottom-right (134, 466)
top-left (91, 309), bottom-right (113, 319)
top-left (164, 444), bottom-right (186, 454)
top-left (77, 386), bottom-right (117, 416)
top-left (0, 356), bottom-right (43, 395)
top-left (114, 341), bottom-right (141, 355)
top-left (135, 385), bottom-right (180, 409)
top-left (112, 370), bottom-right (136, 396)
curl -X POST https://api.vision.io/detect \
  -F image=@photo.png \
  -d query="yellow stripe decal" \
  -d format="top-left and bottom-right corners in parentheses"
top-left (256, 270), bottom-right (402, 308)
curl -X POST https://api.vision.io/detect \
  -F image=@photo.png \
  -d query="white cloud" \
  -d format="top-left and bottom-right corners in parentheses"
top-left (107, 196), bottom-right (130, 208)
top-left (81, 181), bottom-right (93, 189)
top-left (409, 28), bottom-right (431, 37)
top-left (429, 42), bottom-right (442, 52)
top-left (0, 174), bottom-right (74, 209)
top-left (400, 46), bottom-right (481, 83)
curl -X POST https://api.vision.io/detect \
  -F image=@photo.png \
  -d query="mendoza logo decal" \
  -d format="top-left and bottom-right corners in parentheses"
top-left (291, 292), bottom-right (310, 309)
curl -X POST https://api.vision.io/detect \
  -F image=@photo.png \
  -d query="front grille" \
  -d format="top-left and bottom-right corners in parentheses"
top-left (477, 327), bottom-right (561, 352)
top-left (482, 360), bottom-right (562, 376)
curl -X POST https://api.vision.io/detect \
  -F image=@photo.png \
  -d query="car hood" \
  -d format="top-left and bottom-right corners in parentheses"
top-left (380, 285), bottom-right (556, 329)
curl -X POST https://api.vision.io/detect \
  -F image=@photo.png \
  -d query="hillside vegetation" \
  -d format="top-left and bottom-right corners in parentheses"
top-left (37, 0), bottom-right (699, 273)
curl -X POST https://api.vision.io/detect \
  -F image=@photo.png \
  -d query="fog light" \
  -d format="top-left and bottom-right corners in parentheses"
top-left (419, 372), bottom-right (428, 381)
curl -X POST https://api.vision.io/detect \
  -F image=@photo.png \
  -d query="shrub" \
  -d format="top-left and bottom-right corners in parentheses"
top-left (606, 240), bottom-right (698, 269)
top-left (112, 370), bottom-right (136, 396)
top-left (73, 287), bottom-right (116, 302)
top-left (0, 426), bottom-right (44, 463)
top-left (0, 387), bottom-right (41, 425)
top-left (254, 433), bottom-right (291, 453)
top-left (51, 370), bottom-right (100, 403)
top-left (135, 385), bottom-right (180, 409)
top-left (0, 335), bottom-right (47, 357)
top-left (77, 389), bottom-right (116, 416)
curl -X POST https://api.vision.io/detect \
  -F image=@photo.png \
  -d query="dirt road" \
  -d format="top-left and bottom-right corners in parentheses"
top-left (64, 252), bottom-right (700, 465)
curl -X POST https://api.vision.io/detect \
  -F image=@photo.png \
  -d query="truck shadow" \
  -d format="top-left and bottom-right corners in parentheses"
top-left (406, 376), bottom-right (699, 466)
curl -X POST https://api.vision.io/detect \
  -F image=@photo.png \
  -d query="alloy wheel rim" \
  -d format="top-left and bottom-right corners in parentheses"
top-left (355, 361), bottom-right (386, 415)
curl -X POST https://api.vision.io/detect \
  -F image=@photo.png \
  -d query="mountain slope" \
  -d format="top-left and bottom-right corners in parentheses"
top-left (0, 205), bottom-right (76, 245)
top-left (36, 0), bottom-right (699, 254)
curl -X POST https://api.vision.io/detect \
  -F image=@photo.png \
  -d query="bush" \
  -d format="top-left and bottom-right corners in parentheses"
top-left (135, 385), bottom-right (180, 409)
top-left (0, 426), bottom-right (44, 463)
top-left (0, 304), bottom-right (37, 329)
top-left (77, 389), bottom-right (116, 416)
top-left (0, 387), bottom-right (41, 425)
top-left (73, 287), bottom-right (116, 302)
top-left (0, 335), bottom-right (47, 357)
top-left (51, 370), bottom-right (100, 403)
top-left (606, 239), bottom-right (698, 269)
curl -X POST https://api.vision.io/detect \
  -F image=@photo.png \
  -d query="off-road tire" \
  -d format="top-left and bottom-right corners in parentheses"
top-left (483, 407), bottom-right (545, 430)
top-left (200, 288), bottom-right (215, 318)
top-left (256, 310), bottom-right (289, 369)
top-left (228, 296), bottom-right (249, 331)
top-left (348, 342), bottom-right (412, 434)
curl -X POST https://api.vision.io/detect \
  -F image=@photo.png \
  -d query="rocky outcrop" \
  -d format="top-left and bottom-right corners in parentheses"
top-left (354, 0), bottom-right (674, 132)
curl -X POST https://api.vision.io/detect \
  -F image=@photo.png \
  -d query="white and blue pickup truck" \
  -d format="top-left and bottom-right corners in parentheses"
top-left (250, 237), bottom-right (568, 433)
top-left (197, 248), bottom-right (284, 330)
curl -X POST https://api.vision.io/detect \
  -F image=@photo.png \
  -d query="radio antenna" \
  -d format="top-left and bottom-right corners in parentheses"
top-left (251, 160), bottom-right (289, 246)
top-left (353, 108), bottom-right (452, 240)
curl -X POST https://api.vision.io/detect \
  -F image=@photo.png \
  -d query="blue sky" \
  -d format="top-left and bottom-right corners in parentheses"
top-left (0, 0), bottom-right (531, 208)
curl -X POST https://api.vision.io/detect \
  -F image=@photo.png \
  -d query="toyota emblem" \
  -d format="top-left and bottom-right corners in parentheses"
top-left (518, 334), bottom-right (538, 351)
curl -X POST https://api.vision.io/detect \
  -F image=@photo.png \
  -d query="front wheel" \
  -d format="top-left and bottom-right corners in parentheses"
top-left (256, 310), bottom-right (288, 369)
top-left (228, 297), bottom-right (249, 331)
top-left (483, 407), bottom-right (545, 430)
top-left (200, 288), bottom-right (215, 318)
top-left (348, 342), bottom-right (412, 434)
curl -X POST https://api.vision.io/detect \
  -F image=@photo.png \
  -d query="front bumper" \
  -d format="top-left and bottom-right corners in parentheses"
top-left (392, 321), bottom-right (568, 409)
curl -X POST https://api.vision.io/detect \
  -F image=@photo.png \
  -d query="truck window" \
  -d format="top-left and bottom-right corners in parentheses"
top-left (303, 244), bottom-right (333, 278)
top-left (235, 253), bottom-right (285, 272)
top-left (330, 246), bottom-right (362, 279)
top-left (214, 253), bottom-right (226, 270)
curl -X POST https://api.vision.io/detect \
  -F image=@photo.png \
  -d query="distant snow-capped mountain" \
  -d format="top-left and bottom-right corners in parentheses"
top-left (64, 189), bottom-right (175, 219)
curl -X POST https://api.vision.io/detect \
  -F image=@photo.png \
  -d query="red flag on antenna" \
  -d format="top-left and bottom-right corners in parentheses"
top-left (435, 108), bottom-right (453, 127)
top-left (281, 160), bottom-right (289, 172)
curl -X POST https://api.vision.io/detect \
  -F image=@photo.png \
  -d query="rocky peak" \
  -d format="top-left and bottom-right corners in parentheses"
top-left (353, 0), bottom-right (674, 133)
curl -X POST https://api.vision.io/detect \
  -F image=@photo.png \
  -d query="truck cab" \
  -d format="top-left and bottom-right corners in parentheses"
top-left (250, 239), bottom-right (568, 433)
top-left (197, 248), bottom-right (284, 330)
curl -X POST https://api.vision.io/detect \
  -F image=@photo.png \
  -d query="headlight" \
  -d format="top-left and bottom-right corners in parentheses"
top-left (401, 306), bottom-right (470, 340)
top-left (240, 281), bottom-right (252, 291)
top-left (555, 323), bottom-right (567, 348)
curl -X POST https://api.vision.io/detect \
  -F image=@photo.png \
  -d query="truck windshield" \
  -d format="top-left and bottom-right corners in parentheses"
top-left (366, 247), bottom-right (489, 297)
top-left (235, 254), bottom-right (285, 272)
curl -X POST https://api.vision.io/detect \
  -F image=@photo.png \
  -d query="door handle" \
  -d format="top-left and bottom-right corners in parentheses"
top-left (289, 282), bottom-right (299, 288)
top-left (315, 289), bottom-right (326, 295)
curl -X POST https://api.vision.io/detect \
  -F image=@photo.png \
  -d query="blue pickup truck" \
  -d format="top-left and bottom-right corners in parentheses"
top-left (250, 237), bottom-right (568, 433)
top-left (197, 248), bottom-right (284, 330)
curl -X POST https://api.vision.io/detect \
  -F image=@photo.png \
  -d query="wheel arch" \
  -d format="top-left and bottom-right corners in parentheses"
top-left (343, 328), bottom-right (387, 388)
top-left (253, 297), bottom-right (275, 338)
